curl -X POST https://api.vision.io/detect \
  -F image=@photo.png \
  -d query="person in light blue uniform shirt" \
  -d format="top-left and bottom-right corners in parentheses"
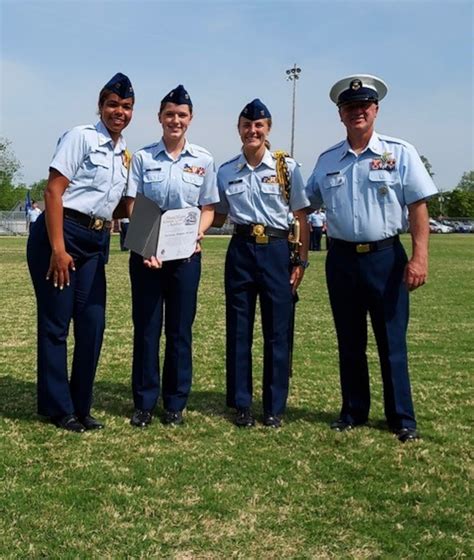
top-left (124, 85), bottom-right (219, 428)
top-left (308, 209), bottom-right (326, 251)
top-left (27, 72), bottom-right (135, 432)
top-left (215, 98), bottom-right (310, 429)
top-left (306, 74), bottom-right (437, 442)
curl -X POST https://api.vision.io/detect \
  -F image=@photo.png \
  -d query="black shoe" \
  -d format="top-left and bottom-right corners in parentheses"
top-left (263, 414), bottom-right (282, 428)
top-left (130, 409), bottom-right (153, 428)
top-left (162, 410), bottom-right (183, 426)
top-left (234, 408), bottom-right (255, 428)
top-left (394, 427), bottom-right (420, 443)
top-left (78, 415), bottom-right (104, 430)
top-left (52, 414), bottom-right (85, 433)
top-left (330, 418), bottom-right (362, 432)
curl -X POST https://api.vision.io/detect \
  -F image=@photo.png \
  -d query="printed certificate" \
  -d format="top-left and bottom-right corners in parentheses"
top-left (156, 207), bottom-right (200, 261)
top-left (124, 194), bottom-right (200, 261)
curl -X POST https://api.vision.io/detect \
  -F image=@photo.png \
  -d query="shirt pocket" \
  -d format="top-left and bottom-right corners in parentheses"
top-left (225, 184), bottom-right (246, 196)
top-left (182, 173), bottom-right (204, 205)
top-left (322, 174), bottom-right (346, 209)
top-left (261, 184), bottom-right (281, 196)
top-left (368, 170), bottom-right (399, 205)
top-left (81, 150), bottom-right (111, 190)
top-left (143, 169), bottom-right (167, 205)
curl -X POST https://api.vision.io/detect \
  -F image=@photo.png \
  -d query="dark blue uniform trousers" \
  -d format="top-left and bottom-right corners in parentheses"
top-left (326, 239), bottom-right (416, 430)
top-left (225, 236), bottom-right (293, 416)
top-left (27, 213), bottom-right (108, 418)
top-left (129, 251), bottom-right (201, 412)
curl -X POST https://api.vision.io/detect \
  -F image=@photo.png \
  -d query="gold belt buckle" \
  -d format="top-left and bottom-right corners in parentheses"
top-left (356, 243), bottom-right (370, 254)
top-left (252, 224), bottom-right (269, 244)
top-left (91, 217), bottom-right (105, 231)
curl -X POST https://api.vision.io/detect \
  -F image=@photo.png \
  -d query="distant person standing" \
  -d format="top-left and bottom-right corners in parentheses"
top-left (27, 73), bottom-right (135, 432)
top-left (308, 208), bottom-right (326, 251)
top-left (27, 201), bottom-right (43, 231)
top-left (306, 74), bottom-right (437, 442)
top-left (119, 217), bottom-right (130, 251)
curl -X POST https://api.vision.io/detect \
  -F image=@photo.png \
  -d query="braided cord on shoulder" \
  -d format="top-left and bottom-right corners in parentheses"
top-left (273, 150), bottom-right (291, 202)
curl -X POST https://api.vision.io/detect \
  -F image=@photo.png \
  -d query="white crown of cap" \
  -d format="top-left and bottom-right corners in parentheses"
top-left (329, 74), bottom-right (388, 104)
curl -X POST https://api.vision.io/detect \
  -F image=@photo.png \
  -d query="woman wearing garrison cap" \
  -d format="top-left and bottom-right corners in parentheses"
top-left (124, 85), bottom-right (219, 428)
top-left (27, 72), bottom-right (135, 432)
top-left (214, 99), bottom-right (310, 429)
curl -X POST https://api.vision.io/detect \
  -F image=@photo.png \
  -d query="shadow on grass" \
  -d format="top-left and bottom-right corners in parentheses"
top-left (0, 375), bottom-right (340, 429)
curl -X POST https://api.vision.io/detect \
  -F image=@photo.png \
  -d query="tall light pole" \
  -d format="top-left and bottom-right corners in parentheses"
top-left (285, 63), bottom-right (302, 157)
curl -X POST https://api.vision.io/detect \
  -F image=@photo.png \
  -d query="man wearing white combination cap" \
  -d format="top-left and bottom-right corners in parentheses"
top-left (306, 74), bottom-right (437, 442)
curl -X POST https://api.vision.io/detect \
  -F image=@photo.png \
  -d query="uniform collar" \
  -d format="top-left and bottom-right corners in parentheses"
top-left (236, 148), bottom-right (275, 171)
top-left (153, 138), bottom-right (196, 159)
top-left (96, 120), bottom-right (126, 151)
top-left (339, 131), bottom-right (383, 160)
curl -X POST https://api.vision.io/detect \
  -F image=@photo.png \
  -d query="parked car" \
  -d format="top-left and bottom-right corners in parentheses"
top-left (452, 221), bottom-right (472, 233)
top-left (429, 219), bottom-right (454, 233)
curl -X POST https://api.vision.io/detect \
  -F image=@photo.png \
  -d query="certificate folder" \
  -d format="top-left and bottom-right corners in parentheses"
top-left (124, 193), bottom-right (163, 258)
top-left (124, 193), bottom-right (201, 261)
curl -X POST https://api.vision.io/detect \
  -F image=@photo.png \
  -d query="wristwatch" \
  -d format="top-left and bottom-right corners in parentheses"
top-left (294, 257), bottom-right (309, 269)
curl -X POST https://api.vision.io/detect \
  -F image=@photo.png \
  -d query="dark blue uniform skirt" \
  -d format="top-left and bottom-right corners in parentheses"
top-left (326, 239), bottom-right (416, 430)
top-left (27, 212), bottom-right (109, 418)
top-left (129, 251), bottom-right (201, 412)
top-left (225, 236), bottom-right (293, 416)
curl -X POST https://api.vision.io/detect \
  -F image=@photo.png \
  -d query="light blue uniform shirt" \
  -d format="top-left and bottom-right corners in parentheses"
top-left (305, 132), bottom-right (438, 242)
top-left (308, 211), bottom-right (326, 227)
top-left (216, 149), bottom-right (310, 231)
top-left (125, 139), bottom-right (218, 210)
top-left (50, 120), bottom-right (128, 221)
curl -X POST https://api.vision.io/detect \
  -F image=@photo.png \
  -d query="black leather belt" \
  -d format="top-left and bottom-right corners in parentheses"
top-left (234, 224), bottom-right (289, 245)
top-left (330, 235), bottom-right (399, 254)
top-left (64, 208), bottom-right (112, 231)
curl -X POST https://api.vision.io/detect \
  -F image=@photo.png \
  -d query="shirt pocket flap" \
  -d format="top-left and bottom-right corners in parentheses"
top-left (368, 170), bottom-right (398, 183)
top-left (144, 170), bottom-right (165, 183)
top-left (225, 184), bottom-right (246, 196)
top-left (261, 184), bottom-right (281, 195)
top-left (88, 151), bottom-right (110, 168)
top-left (182, 173), bottom-right (204, 186)
top-left (323, 175), bottom-right (345, 188)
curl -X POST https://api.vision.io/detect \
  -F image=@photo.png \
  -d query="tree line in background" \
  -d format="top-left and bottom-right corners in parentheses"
top-left (1, 137), bottom-right (473, 217)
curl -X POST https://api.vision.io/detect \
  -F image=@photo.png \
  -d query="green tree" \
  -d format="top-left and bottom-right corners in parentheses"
top-left (427, 193), bottom-right (444, 217)
top-left (0, 138), bottom-right (23, 210)
top-left (444, 189), bottom-right (474, 218)
top-left (456, 171), bottom-right (474, 192)
top-left (29, 179), bottom-right (48, 202)
top-left (421, 155), bottom-right (435, 178)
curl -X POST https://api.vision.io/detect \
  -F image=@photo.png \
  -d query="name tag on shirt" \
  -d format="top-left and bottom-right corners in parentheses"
top-left (228, 179), bottom-right (243, 185)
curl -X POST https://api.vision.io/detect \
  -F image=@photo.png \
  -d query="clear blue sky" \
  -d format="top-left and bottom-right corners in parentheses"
top-left (1, 0), bottom-right (473, 191)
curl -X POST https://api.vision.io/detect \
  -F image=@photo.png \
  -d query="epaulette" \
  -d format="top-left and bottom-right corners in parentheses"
top-left (318, 140), bottom-right (345, 158)
top-left (377, 134), bottom-right (411, 148)
top-left (191, 144), bottom-right (212, 157)
top-left (142, 141), bottom-right (160, 151)
top-left (220, 154), bottom-right (240, 167)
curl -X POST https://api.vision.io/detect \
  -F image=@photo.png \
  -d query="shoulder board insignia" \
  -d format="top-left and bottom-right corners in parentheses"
top-left (220, 154), bottom-right (240, 167)
top-left (319, 140), bottom-right (345, 158)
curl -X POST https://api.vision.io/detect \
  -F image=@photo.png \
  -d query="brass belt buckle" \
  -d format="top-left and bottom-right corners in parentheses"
top-left (356, 243), bottom-right (370, 254)
top-left (252, 224), bottom-right (268, 244)
top-left (91, 217), bottom-right (105, 231)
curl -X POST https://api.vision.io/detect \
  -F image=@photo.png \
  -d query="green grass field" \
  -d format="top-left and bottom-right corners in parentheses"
top-left (0, 234), bottom-right (472, 559)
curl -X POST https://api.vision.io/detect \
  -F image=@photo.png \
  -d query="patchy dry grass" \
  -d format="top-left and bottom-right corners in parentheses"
top-left (0, 234), bottom-right (473, 559)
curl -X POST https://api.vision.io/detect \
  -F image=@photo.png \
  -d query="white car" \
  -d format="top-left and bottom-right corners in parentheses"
top-left (429, 219), bottom-right (454, 233)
